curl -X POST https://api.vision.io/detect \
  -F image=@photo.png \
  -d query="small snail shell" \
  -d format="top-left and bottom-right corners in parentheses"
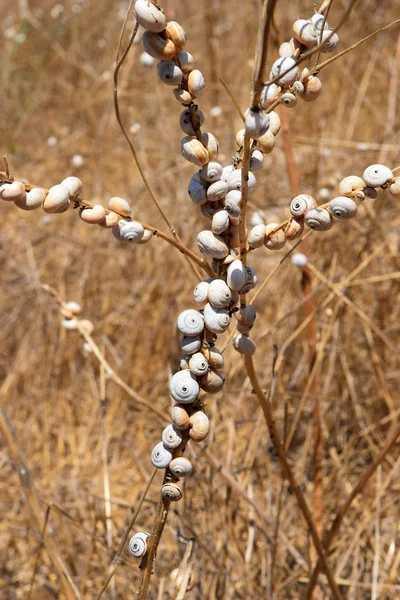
top-left (64, 301), bottom-right (82, 315)
top-left (363, 186), bottom-right (378, 199)
top-left (328, 196), bottom-right (357, 220)
top-left (187, 69), bottom-right (205, 98)
top-left (248, 223), bottom-right (266, 248)
top-left (249, 150), bottom-right (264, 171)
top-left (224, 192), bottom-right (242, 219)
top-left (293, 19), bottom-right (319, 47)
top-left (181, 136), bottom-right (209, 167)
top-left (338, 176), bottom-right (365, 196)
top-left (193, 280), bottom-right (210, 306)
top-left (189, 352), bottom-right (209, 376)
top-left (14, 187), bottom-right (47, 211)
top-left (180, 355), bottom-right (190, 370)
top-left (279, 41), bottom-right (294, 57)
top-left (236, 305), bottom-right (257, 327)
top-left (290, 194), bottom-right (317, 217)
top-left (129, 531), bottom-right (150, 558)
top-left (189, 411), bottom-right (210, 442)
top-left (137, 229), bottom-right (153, 244)
top-left (237, 321), bottom-right (251, 335)
top-left (256, 130), bottom-right (275, 154)
top-left (151, 441), bottom-right (173, 469)
top-left (161, 482), bottom-right (182, 501)
top-left (200, 161), bottom-right (222, 183)
top-left (280, 92), bottom-right (297, 108)
top-left (302, 76), bottom-right (322, 102)
top-left (177, 309), bottom-right (204, 336)
top-left (140, 52), bottom-right (154, 67)
top-left (207, 180), bottom-right (228, 202)
top-left (206, 346), bottom-right (224, 369)
top-left (233, 333), bottom-right (256, 355)
top-left (321, 30), bottom-right (339, 52)
top-left (177, 50), bottom-right (194, 73)
top-left (165, 21), bottom-right (186, 50)
top-left (142, 31), bottom-right (177, 61)
top-left (134, 0), bottom-right (166, 32)
top-left (221, 164), bottom-right (235, 181)
top-left (311, 13), bottom-right (329, 30)
top-left (157, 60), bottom-right (183, 86)
top-left (108, 196), bottom-right (132, 217)
top-left (43, 184), bottom-right (70, 213)
top-left (0, 180), bottom-right (26, 202)
top-left (203, 303), bottom-right (230, 334)
top-left (227, 259), bottom-right (246, 291)
top-left (244, 108), bottom-right (270, 139)
top-left (270, 57), bottom-right (298, 86)
top-left (171, 404), bottom-right (190, 430)
top-left (179, 107), bottom-right (204, 135)
top-left (197, 230), bottom-right (229, 259)
top-left (162, 424), bottom-right (183, 449)
top-left (264, 223), bottom-right (286, 250)
top-left (389, 178), bottom-right (400, 198)
top-left (200, 201), bottom-right (221, 219)
top-left (201, 132), bottom-right (219, 160)
top-left (61, 176), bottom-right (82, 197)
top-left (353, 189), bottom-right (365, 202)
top-left (260, 83), bottom-right (281, 109)
top-left (235, 129), bottom-right (245, 147)
top-left (62, 318), bottom-right (78, 330)
top-left (180, 334), bottom-right (202, 355)
top-left (226, 169), bottom-right (256, 194)
top-left (289, 36), bottom-right (304, 55)
top-left (239, 266), bottom-right (258, 294)
top-left (79, 205), bottom-right (106, 225)
top-left (207, 279), bottom-right (232, 308)
top-left (100, 213), bottom-right (122, 230)
top-left (363, 164), bottom-right (393, 187)
top-left (169, 370), bottom-right (199, 404)
top-left (285, 217), bottom-right (304, 240)
top-left (304, 207), bottom-right (334, 231)
top-left (268, 111), bottom-right (281, 136)
top-left (79, 319), bottom-right (94, 335)
top-left (212, 209), bottom-right (230, 234)
top-left (200, 368), bottom-right (225, 394)
top-left (188, 172), bottom-right (208, 205)
top-left (173, 87), bottom-right (192, 105)
top-left (300, 67), bottom-right (310, 82)
top-left (169, 457), bottom-right (193, 477)
top-left (119, 221), bottom-right (145, 242)
top-left (292, 80), bottom-right (304, 96)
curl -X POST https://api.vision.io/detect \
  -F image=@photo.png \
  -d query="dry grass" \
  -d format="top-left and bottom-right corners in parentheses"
top-left (1, 0), bottom-right (400, 598)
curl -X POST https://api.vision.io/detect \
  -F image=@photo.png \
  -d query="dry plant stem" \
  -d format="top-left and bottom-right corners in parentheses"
top-left (27, 504), bottom-right (51, 600)
top-left (244, 355), bottom-right (342, 600)
top-left (305, 423), bottom-right (400, 598)
top-left (175, 538), bottom-right (196, 600)
top-left (239, 133), bottom-right (251, 265)
top-left (250, 0), bottom-right (278, 108)
top-left (219, 78), bottom-right (245, 121)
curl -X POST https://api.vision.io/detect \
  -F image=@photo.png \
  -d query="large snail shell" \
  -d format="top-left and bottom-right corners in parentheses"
top-left (61, 176), bottom-right (82, 197)
top-left (270, 57), bottom-right (298, 86)
top-left (338, 176), bottom-right (365, 196)
top-left (162, 424), bottom-right (183, 449)
top-left (173, 87), bottom-right (192, 105)
top-left (197, 230), bottom-right (229, 259)
top-left (212, 210), bottom-right (230, 234)
top-left (311, 13), bottom-right (329, 30)
top-left (285, 217), bottom-right (304, 240)
top-left (158, 60), bottom-right (183, 86)
top-left (201, 132), bottom-right (219, 160)
top-left (233, 333), bottom-right (256, 356)
top-left (142, 31), bottom-right (177, 61)
top-left (256, 130), bottom-right (275, 154)
top-left (193, 281), bottom-right (210, 306)
top-left (108, 196), bottom-right (132, 217)
top-left (200, 201), bottom-right (221, 219)
top-left (177, 50), bottom-right (194, 73)
top-left (169, 370), bottom-right (199, 404)
top-left (226, 169), bottom-right (256, 194)
top-left (165, 21), bottom-right (186, 49)
top-left (206, 346), bottom-right (224, 369)
top-left (119, 221), bottom-right (145, 242)
top-left (187, 69), bottom-right (205, 98)
top-left (260, 83), bottom-right (281, 109)
top-left (189, 352), bottom-right (209, 376)
top-left (129, 531), bottom-right (150, 558)
top-left (189, 411), bottom-right (210, 442)
top-left (188, 172), bottom-right (208, 205)
top-left (161, 482), bottom-right (182, 501)
top-left (171, 404), bottom-right (190, 430)
top-left (293, 19), bottom-right (318, 47)
top-left (200, 161), bottom-right (222, 183)
top-left (177, 309), bottom-right (204, 336)
top-left (249, 150), bottom-right (264, 171)
top-left (151, 441), bottom-right (173, 469)
top-left (203, 303), bottom-right (230, 334)
top-left (264, 223), bottom-right (286, 250)
top-left (208, 279), bottom-right (232, 308)
top-left (268, 111), bottom-right (281, 136)
top-left (363, 164), bottom-right (393, 187)
top-left (200, 369), bottom-right (225, 394)
top-left (290, 194), bottom-right (317, 217)
top-left (244, 108), bottom-right (270, 139)
top-left (169, 457), bottom-right (193, 477)
top-left (179, 107), bottom-right (204, 135)
top-left (302, 76), bottom-right (322, 102)
top-left (321, 30), bottom-right (339, 52)
top-left (14, 187), bottom-right (47, 211)
top-left (79, 205), bottom-right (106, 225)
top-left (180, 334), bottom-right (202, 355)
top-left (0, 181), bottom-right (26, 202)
top-left (43, 184), bottom-right (70, 213)
top-left (304, 207), bottom-right (334, 231)
top-left (207, 180), bottom-right (228, 202)
top-left (134, 0), bottom-right (166, 32)
top-left (292, 80), bottom-right (304, 96)
top-left (248, 223), bottom-right (266, 248)
top-left (389, 179), bottom-right (400, 198)
top-left (181, 136), bottom-right (209, 166)
top-left (236, 305), bottom-right (257, 327)
top-left (328, 196), bottom-right (357, 220)
top-left (227, 259), bottom-right (246, 291)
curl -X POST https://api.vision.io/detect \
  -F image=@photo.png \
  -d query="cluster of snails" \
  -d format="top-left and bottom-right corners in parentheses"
top-left (0, 176), bottom-right (81, 213)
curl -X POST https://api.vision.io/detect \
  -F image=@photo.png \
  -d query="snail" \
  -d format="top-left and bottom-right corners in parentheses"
top-left (256, 130), bottom-right (275, 154)
top-left (129, 531), bottom-right (150, 558)
top-left (226, 169), bottom-right (256, 194)
top-left (207, 279), bottom-right (232, 308)
top-left (165, 21), bottom-right (186, 50)
top-left (247, 223), bottom-right (266, 248)
top-left (236, 305), bottom-right (256, 328)
top-left (244, 108), bottom-right (270, 139)
top-left (227, 259), bottom-right (246, 291)
top-left (0, 180), bottom-right (26, 202)
top-left (108, 196), bottom-right (132, 217)
top-left (137, 229), bottom-right (153, 244)
top-left (328, 196), bottom-right (357, 220)
top-left (189, 352), bottom-right (209, 376)
top-left (321, 30), bottom-right (339, 52)
top-left (389, 178), bottom-right (400, 198)
top-left (179, 107), bottom-right (204, 135)
top-left (268, 111), bottom-right (281, 135)
top-left (302, 76), bottom-right (322, 102)
top-left (61, 176), bottom-right (82, 197)
top-left (363, 186), bottom-right (378, 199)
top-left (249, 150), bottom-right (264, 171)
top-left (200, 201), bottom-right (221, 219)
top-left (180, 355), bottom-right (190, 370)
top-left (211, 210), bottom-right (230, 235)
top-left (188, 172), bottom-right (208, 205)
top-left (171, 404), bottom-right (190, 430)
top-left (235, 129), bottom-right (245, 147)
top-left (264, 223), bottom-right (286, 250)
top-left (292, 19), bottom-right (319, 47)
top-left (142, 31), bottom-right (177, 61)
top-left (181, 136), bottom-right (209, 166)
top-left (280, 92), bottom-right (297, 108)
top-left (114, 221), bottom-right (145, 242)
top-left (177, 50), bottom-right (194, 73)
top-left (292, 80), bottom-right (304, 96)
top-left (162, 424), bottom-right (183, 450)
top-left (14, 187), bottom-right (47, 211)
top-left (200, 161), bottom-right (223, 183)
top-left (206, 180), bottom-right (228, 202)
top-left (189, 410), bottom-right (210, 442)
top-left (224, 191), bottom-right (242, 219)
top-left (180, 334), bottom-right (202, 355)
top-left (177, 309), bottom-right (204, 336)
top-left (161, 482), bottom-right (182, 501)
top-left (187, 69), bottom-right (205, 98)
top-left (260, 83), bottom-right (281, 109)
top-left (285, 218), bottom-right (304, 240)
top-left (304, 207), bottom-right (334, 231)
top-left (311, 13), bottom-right (329, 30)
top-left (279, 42), bottom-right (293, 57)
top-left (270, 57), bottom-right (298, 86)
top-left (197, 230), bottom-right (229, 259)
top-left (79, 205), bottom-right (106, 225)
top-left (43, 184), bottom-right (70, 213)
top-left (201, 132), bottom-right (219, 160)
top-left (233, 333), bottom-right (256, 356)
top-left (99, 211), bottom-right (120, 228)
top-left (338, 176), bottom-right (365, 197)
top-left (221, 164), bottom-right (235, 181)
top-left (169, 370), bottom-right (199, 403)
top-left (200, 368), bottom-right (225, 394)
top-left (173, 87), bottom-right (192, 105)
top-left (239, 266), bottom-right (258, 294)
top-left (140, 52), bottom-right (154, 67)
top-left (158, 60), bottom-right (183, 86)
top-left (203, 303), bottom-right (230, 334)
top-left (193, 280), bottom-right (210, 306)
top-left (363, 164), bottom-right (393, 187)
top-left (206, 346), bottom-right (224, 369)
top-left (134, 0), bottom-right (166, 32)
top-left (62, 318), bottom-right (78, 330)
top-left (290, 194), bottom-right (317, 217)
top-left (169, 457), bottom-right (193, 478)
top-left (151, 442), bottom-right (173, 469)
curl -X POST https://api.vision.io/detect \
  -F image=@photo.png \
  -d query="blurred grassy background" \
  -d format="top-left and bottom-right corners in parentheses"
top-left (1, 0), bottom-right (399, 598)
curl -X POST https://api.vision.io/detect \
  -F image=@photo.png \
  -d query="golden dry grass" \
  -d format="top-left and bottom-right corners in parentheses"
top-left (1, 0), bottom-right (400, 598)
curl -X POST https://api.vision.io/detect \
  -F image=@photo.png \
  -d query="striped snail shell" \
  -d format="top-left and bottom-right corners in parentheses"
top-left (171, 404), bottom-right (190, 430)
top-left (338, 176), bottom-right (365, 196)
top-left (256, 130), bottom-right (275, 154)
top-left (207, 279), bottom-right (232, 308)
top-left (43, 184), bottom-right (70, 213)
top-left (227, 259), bottom-right (246, 291)
top-left (248, 223), bottom-right (266, 248)
top-left (181, 136), bottom-right (209, 167)
top-left (188, 172), bottom-right (208, 205)
top-left (158, 60), bottom-right (183, 86)
top-left (14, 187), bottom-right (47, 211)
top-left (177, 50), bottom-right (194, 73)
top-left (200, 368), bottom-right (225, 394)
top-left (207, 180), bottom-right (228, 202)
top-left (244, 108), bottom-right (270, 139)
top-left (165, 21), bottom-right (186, 50)
top-left (285, 217), bottom-right (304, 240)
top-left (200, 161), bottom-right (223, 183)
top-left (212, 209), bottom-right (230, 234)
top-left (151, 442), bottom-right (173, 469)
top-left (119, 221), bottom-right (145, 242)
top-left (239, 266), bottom-right (258, 294)
top-left (108, 196), bottom-right (132, 217)
top-left (169, 457), bottom-right (193, 478)
top-left (189, 410), bottom-right (210, 442)
top-left (79, 205), bottom-right (106, 225)
top-left (0, 181), bottom-right (26, 202)
top-left (260, 83), bottom-right (281, 109)
top-left (187, 69), bottom-right (205, 98)
top-left (264, 223), bottom-right (286, 250)
top-left (270, 57), bottom-right (299, 86)
top-left (200, 201), bottom-right (221, 219)
top-left (304, 207), bottom-right (334, 231)
top-left (173, 87), bottom-right (192, 105)
top-left (197, 230), bottom-right (229, 259)
top-left (161, 482), bottom-right (182, 502)
top-left (233, 333), bottom-right (256, 356)
top-left (203, 303), bottom-right (230, 334)
top-left (201, 132), bottom-right (219, 160)
top-left (389, 179), bottom-right (400, 198)
top-left (311, 13), bottom-right (329, 30)
top-left (162, 424), bottom-right (183, 450)
top-left (206, 346), bottom-right (224, 369)
top-left (189, 352), bottom-right (209, 376)
top-left (280, 92), bottom-right (297, 108)
top-left (226, 169), bottom-right (256, 194)
top-left (169, 370), bottom-right (199, 404)
top-left (290, 194), bottom-right (317, 217)
top-left (177, 309), bottom-right (204, 336)
top-left (193, 280), bottom-right (210, 306)
top-left (141, 31), bottom-right (177, 61)
top-left (328, 197), bottom-right (357, 220)
top-left (179, 107), bottom-right (204, 135)
top-left (129, 531), bottom-right (150, 558)
top-left (249, 149), bottom-right (264, 171)
top-left (321, 30), bottom-right (339, 52)
top-left (363, 164), bottom-right (393, 188)
top-left (61, 176), bottom-right (82, 197)
top-left (134, 0), bottom-right (166, 32)
top-left (292, 19), bottom-right (319, 47)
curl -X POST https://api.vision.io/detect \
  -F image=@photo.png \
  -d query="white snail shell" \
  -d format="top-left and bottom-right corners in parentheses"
top-left (280, 92), bottom-right (297, 108)
top-left (233, 333), bottom-right (256, 356)
top-left (285, 217), bottom-right (304, 240)
top-left (187, 69), bottom-right (205, 98)
top-left (249, 150), bottom-right (264, 171)
top-left (268, 111), bottom-right (281, 135)
top-left (98, 211), bottom-right (119, 228)
top-left (200, 161), bottom-right (222, 183)
top-left (338, 176), bottom-right (365, 196)
top-left (108, 196), bottom-right (132, 217)
top-left (207, 279), bottom-right (232, 308)
top-left (248, 223), bottom-right (266, 248)
top-left (293, 19), bottom-right (319, 47)
top-left (14, 187), bottom-right (47, 211)
top-left (177, 309), bottom-right (204, 336)
top-left (119, 221), bottom-right (145, 242)
top-left (224, 191), bottom-right (242, 218)
top-left (169, 370), bottom-right (199, 404)
top-left (203, 303), bottom-right (230, 334)
top-left (177, 50), bottom-right (194, 73)
top-left (270, 57), bottom-right (299, 86)
top-left (363, 164), bottom-right (393, 187)
top-left (227, 259), bottom-right (246, 291)
top-left (129, 531), bottom-right (150, 558)
top-left (290, 194), bottom-right (317, 217)
top-left (201, 132), bottom-right (219, 160)
top-left (173, 87), bottom-right (192, 105)
top-left (165, 21), bottom-right (186, 50)
top-left (329, 196), bottom-right (357, 220)
top-left (181, 136), bottom-right (209, 167)
top-left (311, 13), bottom-right (329, 30)
top-left (321, 30), bottom-right (339, 52)
top-left (61, 176), bottom-right (82, 198)
top-left (193, 280), bottom-right (210, 306)
top-left (206, 346), bottom-right (224, 369)
top-left (0, 181), bottom-right (26, 202)
top-left (302, 76), bottom-right (322, 102)
top-left (200, 368), bottom-right (224, 394)
top-left (169, 457), bottom-right (193, 477)
top-left (212, 210), bottom-right (230, 234)
top-left (200, 201), bottom-right (221, 219)
top-left (162, 424), bottom-right (183, 449)
top-left (79, 205), bottom-right (106, 225)
top-left (279, 41), bottom-right (294, 57)
top-left (43, 184), bottom-right (70, 213)
top-left (171, 404), bottom-right (190, 430)
top-left (207, 180), bottom-right (228, 202)
top-left (158, 60), bottom-right (183, 86)
top-left (189, 352), bottom-right (209, 376)
top-left (188, 172), bottom-right (208, 205)
top-left (221, 164), bottom-right (234, 181)
top-left (134, 0), bottom-right (166, 32)
top-left (226, 169), bottom-right (256, 194)
top-left (264, 223), bottom-right (286, 250)
top-left (142, 31), bottom-right (177, 61)
top-left (179, 107), bottom-right (204, 136)
top-left (62, 318), bottom-right (78, 330)
top-left (304, 207), bottom-right (334, 231)
top-left (239, 266), bottom-right (258, 294)
top-left (180, 334), bottom-right (202, 355)
top-left (292, 80), bottom-right (304, 96)
top-left (244, 109), bottom-right (270, 139)
top-left (256, 130), bottom-right (275, 154)
top-left (161, 482), bottom-right (182, 501)
top-left (151, 441), bottom-right (173, 469)
top-left (389, 179), bottom-right (400, 198)
top-left (189, 411), bottom-right (210, 442)
top-left (197, 230), bottom-right (229, 259)
top-left (260, 83), bottom-right (281, 109)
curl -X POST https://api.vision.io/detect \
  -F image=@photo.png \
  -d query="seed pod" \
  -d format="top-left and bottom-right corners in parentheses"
top-left (200, 201), bottom-right (221, 219)
top-left (201, 132), bottom-right (218, 160)
top-left (189, 352), bottom-right (209, 377)
top-left (244, 109), bottom-right (270, 139)
top-left (134, 0), bottom-right (166, 33)
top-left (169, 370), bottom-right (200, 404)
top-left (187, 69), bottom-right (205, 98)
top-left (233, 333), bottom-right (256, 355)
top-left (290, 194), bottom-right (317, 217)
top-left (142, 31), bottom-right (177, 61)
top-left (162, 424), bottom-right (183, 449)
top-left (208, 279), bottom-right (232, 308)
top-left (338, 176), bottom-right (365, 196)
top-left (180, 334), bottom-right (202, 355)
top-left (61, 176), bottom-right (82, 197)
top-left (108, 196), bottom-right (132, 217)
top-left (197, 230), bottom-right (229, 259)
top-left (304, 207), bottom-right (334, 231)
top-left (189, 411), bottom-right (210, 442)
top-left (165, 21), bottom-right (186, 49)
top-left (188, 172), bottom-right (208, 205)
top-left (193, 280), bottom-right (210, 306)
top-left (169, 457), bottom-right (193, 477)
top-left (200, 368), bottom-right (224, 394)
top-left (151, 442), bottom-right (173, 469)
top-left (181, 136), bottom-right (209, 166)
top-left (328, 196), bottom-right (357, 220)
top-left (206, 346), bottom-right (224, 369)
top-left (157, 60), bottom-right (183, 85)
top-left (302, 76), bottom-right (322, 102)
top-left (203, 303), bottom-right (230, 334)
top-left (270, 57), bottom-right (298, 86)
top-left (293, 19), bottom-right (319, 47)
top-left (179, 107), bottom-right (204, 135)
top-left (321, 30), bottom-right (339, 52)
top-left (79, 205), bottom-right (106, 225)
top-left (14, 187), bottom-right (47, 211)
top-left (248, 223), bottom-right (266, 248)
top-left (171, 404), bottom-right (190, 430)
top-left (260, 83), bottom-right (281, 109)
top-left (227, 259), bottom-right (246, 291)
top-left (285, 217), bottom-right (304, 240)
top-left (311, 13), bottom-right (329, 30)
top-left (173, 87), bottom-right (193, 105)
top-left (43, 184), bottom-right (70, 213)
top-left (177, 309), bottom-right (204, 336)
top-left (256, 130), bottom-right (275, 154)
top-left (177, 50), bottom-right (194, 73)
top-left (363, 164), bottom-right (393, 187)
top-left (226, 169), bottom-right (256, 194)
top-left (249, 150), bottom-right (264, 171)
top-left (0, 181), bottom-right (26, 202)
top-left (280, 92), bottom-right (297, 108)
top-left (129, 532), bottom-right (150, 558)
top-left (161, 482), bottom-right (182, 501)
top-left (212, 209), bottom-right (230, 234)
top-left (389, 178), bottom-right (400, 198)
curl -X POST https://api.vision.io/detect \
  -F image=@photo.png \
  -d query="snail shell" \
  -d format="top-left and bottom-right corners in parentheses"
top-left (363, 186), bottom-right (378, 199)
top-left (290, 194), bottom-right (317, 217)
top-left (236, 305), bottom-right (256, 328)
top-left (142, 31), bottom-right (177, 61)
top-left (193, 280), bottom-right (210, 306)
top-left (165, 21), bottom-right (186, 50)
top-left (200, 368), bottom-right (225, 394)
top-left (256, 130), bottom-right (275, 154)
top-left (200, 201), bottom-right (222, 219)
top-left (207, 279), bottom-right (232, 308)
top-left (14, 187), bottom-right (47, 211)
top-left (79, 319), bottom-right (94, 335)
top-left (248, 223), bottom-right (266, 248)
top-left (200, 161), bottom-right (222, 183)
top-left (293, 19), bottom-right (319, 47)
top-left (151, 441), bottom-right (173, 469)
top-left (161, 482), bottom-right (182, 501)
top-left (338, 175), bottom-right (365, 196)
top-left (249, 149), bottom-right (264, 171)
top-left (311, 13), bottom-right (329, 30)
top-left (212, 209), bottom-right (230, 234)
top-left (43, 184), bottom-right (70, 213)
top-left (129, 531), bottom-right (150, 558)
top-left (119, 221), bottom-right (145, 242)
top-left (158, 60), bottom-right (183, 86)
top-left (279, 41), bottom-right (294, 57)
top-left (137, 229), bottom-right (153, 244)
top-left (328, 196), bottom-right (357, 220)
top-left (180, 355), bottom-right (190, 370)
top-left (203, 303), bottom-right (230, 334)
top-left (244, 109), bottom-right (270, 139)
top-left (179, 107), bottom-right (204, 135)
top-left (207, 180), bottom-right (228, 202)
top-left (268, 111), bottom-right (281, 135)
top-left (237, 321), bottom-right (251, 335)
top-left (226, 169), bottom-right (256, 194)
top-left (188, 172), bottom-right (208, 205)
top-left (134, 0), bottom-right (166, 32)
top-left (169, 370), bottom-right (199, 404)
top-left (162, 424), bottom-right (183, 449)
top-left (285, 217), bottom-right (304, 240)
top-left (62, 318), bottom-right (78, 330)
top-left (280, 92), bottom-right (297, 108)
top-left (292, 80), bottom-right (304, 96)
top-left (61, 176), bottom-right (82, 197)
top-left (197, 230), bottom-right (229, 259)
top-left (0, 181), bottom-right (26, 202)
top-left (205, 346), bottom-right (224, 370)
top-left (177, 309), bottom-right (204, 336)
top-left (304, 207), bottom-right (334, 231)
top-left (180, 334), bottom-right (202, 355)
top-left (270, 57), bottom-right (298, 86)
top-left (363, 164), bottom-right (393, 187)
top-left (173, 87), bottom-right (192, 105)
top-left (260, 83), bottom-right (281, 109)
top-left (321, 30), bottom-right (339, 52)
top-left (108, 196), bottom-right (132, 217)
top-left (187, 69), bottom-right (205, 98)
top-left (98, 211), bottom-right (119, 228)
top-left (169, 457), bottom-right (193, 477)
top-left (177, 50), bottom-right (194, 73)
top-left (233, 333), bottom-right (256, 355)
top-left (264, 223), bottom-right (286, 250)
top-left (181, 136), bottom-right (209, 167)
top-left (79, 205), bottom-right (106, 225)
top-left (64, 301), bottom-right (82, 315)
top-left (201, 132), bottom-right (219, 160)
top-left (189, 352), bottom-right (209, 376)
top-left (389, 179), bottom-right (400, 198)
top-left (235, 128), bottom-right (245, 147)
top-left (302, 76), bottom-right (322, 102)
top-left (224, 191), bottom-right (242, 218)
top-left (189, 411), bottom-right (210, 442)
top-left (239, 266), bottom-right (258, 294)
top-left (171, 404), bottom-right (190, 430)
top-left (227, 259), bottom-right (246, 291)
top-left (221, 164), bottom-right (235, 181)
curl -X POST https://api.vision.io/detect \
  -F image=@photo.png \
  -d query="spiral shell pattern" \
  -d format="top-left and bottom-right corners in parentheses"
top-left (161, 482), bottom-right (183, 501)
top-left (290, 194), bottom-right (316, 217)
top-left (129, 531), bottom-right (150, 558)
top-left (177, 309), bottom-right (204, 336)
top-left (151, 442), bottom-right (173, 469)
top-left (169, 371), bottom-right (199, 403)
top-left (363, 164), bottom-right (393, 188)
top-left (162, 424), bottom-right (183, 449)
top-left (328, 197), bottom-right (357, 220)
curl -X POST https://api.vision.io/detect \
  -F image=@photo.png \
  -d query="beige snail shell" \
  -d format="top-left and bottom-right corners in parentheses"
top-left (293, 19), bottom-right (319, 47)
top-left (248, 223), bottom-right (266, 248)
top-left (189, 411), bottom-right (210, 442)
top-left (207, 180), bottom-right (228, 202)
top-left (0, 180), bottom-right (26, 202)
top-left (181, 136), bottom-right (209, 167)
top-left (177, 309), bottom-right (204, 336)
top-left (197, 230), bottom-right (229, 259)
top-left (193, 280), bottom-right (210, 306)
top-left (221, 164), bottom-right (235, 181)
top-left (43, 184), bottom-right (70, 213)
top-left (304, 207), bottom-right (334, 231)
top-left (173, 87), bottom-right (193, 105)
top-left (137, 229), bottom-right (153, 244)
top-left (224, 191), bottom-right (242, 219)
top-left (260, 83), bottom-right (281, 109)
top-left (14, 187), bottom-right (47, 211)
top-left (141, 31), bottom-right (177, 61)
top-left (169, 370), bottom-right (199, 404)
top-left (302, 76), bottom-right (322, 102)
top-left (158, 60), bottom-right (183, 86)
top-left (233, 333), bottom-right (256, 356)
top-left (151, 441), bottom-right (173, 469)
top-left (328, 196), bottom-right (357, 220)
top-left (180, 334), bottom-right (202, 355)
top-left (203, 302), bottom-right (230, 334)
top-left (211, 209), bottom-right (230, 235)
top-left (235, 128), bottom-right (245, 147)
top-left (200, 161), bottom-right (222, 183)
top-left (270, 57), bottom-right (298, 86)
top-left (169, 457), bottom-right (193, 478)
top-left (280, 92), bottom-right (297, 108)
top-left (389, 178), bottom-right (400, 198)
top-left (134, 0), bottom-right (166, 33)
top-left (244, 108), bottom-right (270, 139)
top-left (79, 319), bottom-right (94, 335)
top-left (99, 211), bottom-right (120, 228)
top-left (292, 80), bottom-right (304, 96)
top-left (227, 259), bottom-right (246, 291)
top-left (207, 279), bottom-right (232, 308)
top-left (162, 424), bottom-right (183, 450)
top-left (129, 531), bottom-right (150, 558)
top-left (180, 355), bottom-right (190, 370)
top-left (189, 352), bottom-right (209, 376)
top-left (187, 69), bottom-right (205, 98)
top-left (165, 21), bottom-right (186, 49)
top-left (177, 50), bottom-right (194, 73)
top-left (206, 346), bottom-right (224, 369)
top-left (268, 111), bottom-right (281, 135)
top-left (226, 169), bottom-right (256, 194)
top-left (188, 172), bottom-right (208, 205)
top-left (161, 482), bottom-right (182, 501)
top-left (179, 107), bottom-right (204, 136)
top-left (200, 368), bottom-right (225, 394)
top-left (249, 149), bottom-right (264, 171)
top-left (61, 176), bottom-right (82, 197)
top-left (108, 196), bottom-right (132, 217)
top-left (285, 217), bottom-right (304, 240)
top-left (363, 164), bottom-right (393, 187)
top-left (363, 186), bottom-right (378, 199)
top-left (264, 223), bottom-right (286, 250)
top-left (79, 204), bottom-right (106, 225)
top-left (338, 175), bottom-right (365, 196)
top-left (62, 318), bottom-right (78, 330)
top-left (64, 301), bottom-right (82, 315)
top-left (256, 130), bottom-right (275, 154)
top-left (290, 194), bottom-right (317, 217)
top-left (171, 404), bottom-right (190, 430)
top-left (201, 132), bottom-right (219, 160)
